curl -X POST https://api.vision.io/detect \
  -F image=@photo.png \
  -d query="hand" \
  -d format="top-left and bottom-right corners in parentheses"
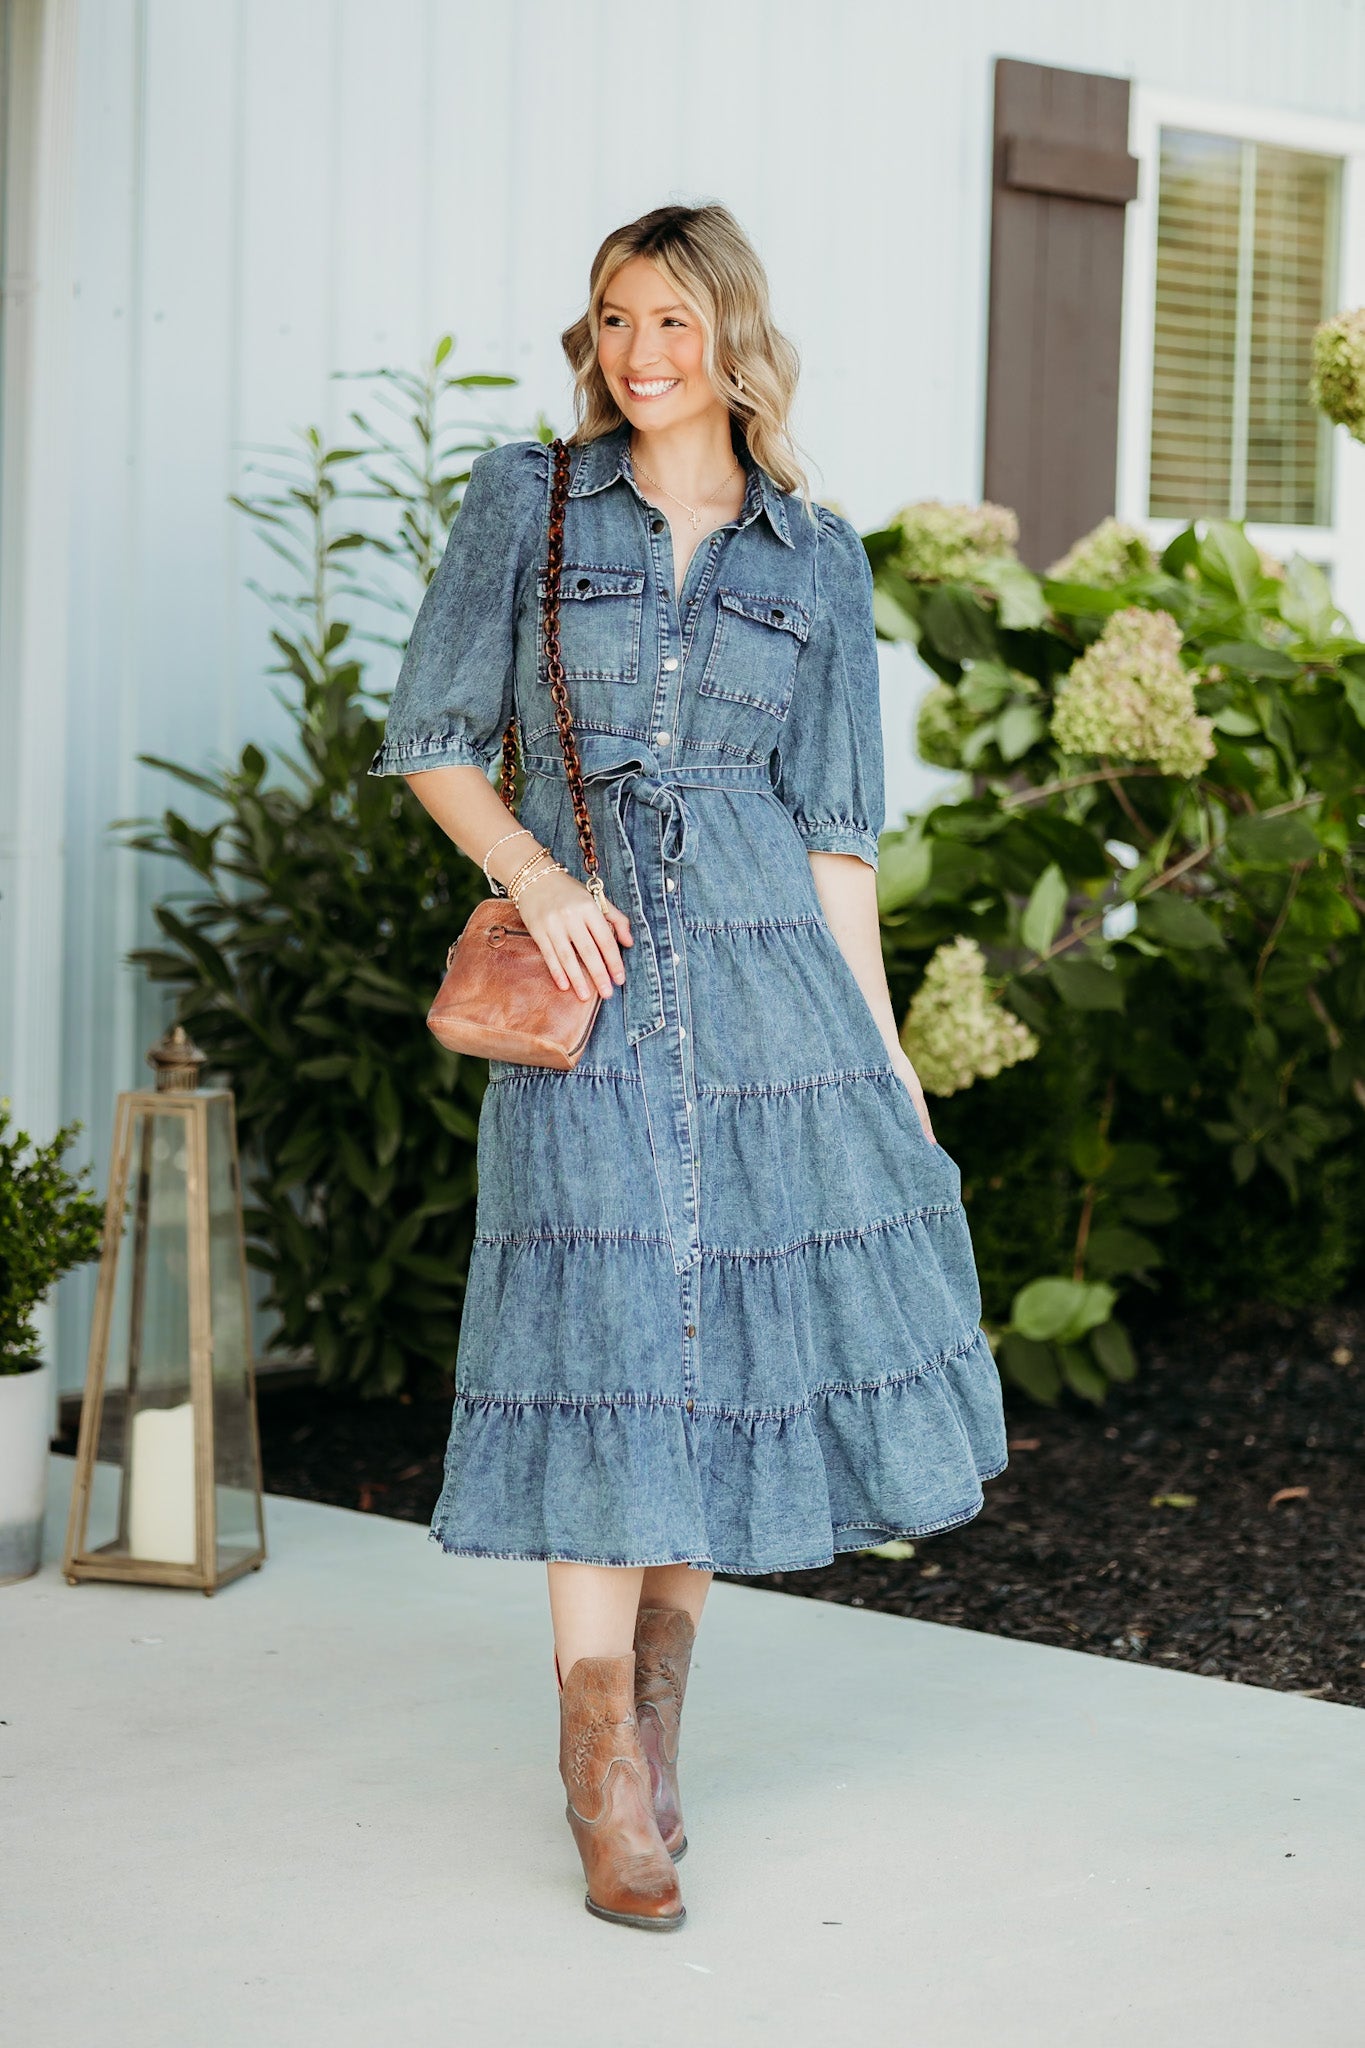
top-left (890, 1046), bottom-right (936, 1145)
top-left (516, 869), bottom-right (633, 1002)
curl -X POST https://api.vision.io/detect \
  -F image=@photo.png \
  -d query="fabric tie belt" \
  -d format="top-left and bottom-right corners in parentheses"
top-left (523, 737), bottom-right (775, 1047)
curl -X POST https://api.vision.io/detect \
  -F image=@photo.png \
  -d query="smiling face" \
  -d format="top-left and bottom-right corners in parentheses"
top-left (596, 255), bottom-right (725, 433)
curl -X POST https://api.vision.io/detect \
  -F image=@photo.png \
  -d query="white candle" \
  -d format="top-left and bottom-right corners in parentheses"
top-left (127, 1402), bottom-right (198, 1564)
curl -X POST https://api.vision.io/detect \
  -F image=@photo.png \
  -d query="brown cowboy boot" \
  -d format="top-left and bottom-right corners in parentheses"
top-left (633, 1606), bottom-right (696, 1860)
top-left (556, 1651), bottom-right (686, 1930)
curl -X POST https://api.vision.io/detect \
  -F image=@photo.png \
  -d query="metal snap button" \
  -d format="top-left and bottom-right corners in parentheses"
top-left (656, 730), bottom-right (671, 745)
top-left (576, 577), bottom-right (591, 591)
top-left (771, 607), bottom-right (785, 622)
top-left (685, 1397), bottom-right (694, 1412)
top-left (651, 517), bottom-right (666, 534)
top-left (662, 656), bottom-right (678, 671)
top-left (685, 1324), bottom-right (696, 1338)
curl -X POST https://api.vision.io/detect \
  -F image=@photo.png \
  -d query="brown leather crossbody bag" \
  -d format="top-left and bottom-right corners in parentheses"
top-left (425, 436), bottom-right (609, 1070)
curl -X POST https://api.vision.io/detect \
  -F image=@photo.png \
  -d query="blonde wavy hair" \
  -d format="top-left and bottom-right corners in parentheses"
top-left (560, 202), bottom-right (816, 521)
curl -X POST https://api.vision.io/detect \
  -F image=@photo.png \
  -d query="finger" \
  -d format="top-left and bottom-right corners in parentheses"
top-left (584, 908), bottom-right (627, 984)
top-left (602, 897), bottom-right (634, 944)
top-left (546, 928), bottom-right (593, 1002)
top-left (569, 921), bottom-right (616, 1000)
top-left (534, 931), bottom-right (572, 994)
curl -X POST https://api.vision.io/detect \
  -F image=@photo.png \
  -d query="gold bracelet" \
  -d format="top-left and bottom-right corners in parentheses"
top-left (509, 857), bottom-right (568, 907)
top-left (504, 844), bottom-right (553, 896)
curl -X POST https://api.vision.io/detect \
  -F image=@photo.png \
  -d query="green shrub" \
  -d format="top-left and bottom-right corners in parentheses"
top-left (870, 508), bottom-right (1365, 1404)
top-left (0, 1105), bottom-right (105, 1371)
top-left (125, 340), bottom-right (545, 1397)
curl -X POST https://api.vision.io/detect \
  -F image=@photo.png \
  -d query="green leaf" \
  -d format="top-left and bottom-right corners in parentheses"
top-left (1200, 521), bottom-right (1262, 605)
top-left (1225, 812), bottom-right (1320, 866)
top-left (1090, 1318), bottom-right (1137, 1382)
top-left (1138, 892), bottom-right (1225, 950)
top-left (872, 585), bottom-right (919, 642)
top-left (1058, 1343), bottom-right (1108, 1404)
top-left (1210, 706), bottom-right (1262, 736)
top-left (998, 1332), bottom-right (1062, 1404)
top-left (1083, 1226), bottom-right (1161, 1278)
top-left (921, 584), bottom-right (1000, 662)
top-left (1011, 1275), bottom-right (1117, 1345)
top-left (975, 557), bottom-right (1048, 630)
top-left (1021, 862), bottom-right (1067, 955)
top-left (995, 701), bottom-right (1047, 762)
top-left (876, 827), bottom-right (932, 913)
top-left (427, 1096), bottom-right (479, 1141)
top-left (1047, 957), bottom-right (1125, 1011)
top-left (1202, 641), bottom-right (1299, 680)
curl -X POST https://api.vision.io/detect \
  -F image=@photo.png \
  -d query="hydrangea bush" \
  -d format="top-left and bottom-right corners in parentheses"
top-left (867, 507), bottom-right (1365, 1406)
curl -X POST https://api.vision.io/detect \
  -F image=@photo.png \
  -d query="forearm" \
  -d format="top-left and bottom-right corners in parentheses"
top-left (806, 850), bottom-right (900, 1059)
top-left (401, 763), bottom-right (550, 891)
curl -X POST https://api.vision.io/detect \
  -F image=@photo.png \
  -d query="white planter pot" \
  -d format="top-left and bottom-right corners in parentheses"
top-left (0, 1361), bottom-right (53, 1585)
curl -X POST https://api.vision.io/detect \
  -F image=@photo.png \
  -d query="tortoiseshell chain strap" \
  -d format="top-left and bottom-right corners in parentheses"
top-left (496, 437), bottom-right (608, 913)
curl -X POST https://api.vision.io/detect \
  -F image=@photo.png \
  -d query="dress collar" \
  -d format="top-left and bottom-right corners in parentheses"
top-left (567, 417), bottom-right (794, 549)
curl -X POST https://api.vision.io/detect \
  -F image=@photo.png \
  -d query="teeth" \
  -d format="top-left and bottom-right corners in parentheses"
top-left (626, 378), bottom-right (678, 397)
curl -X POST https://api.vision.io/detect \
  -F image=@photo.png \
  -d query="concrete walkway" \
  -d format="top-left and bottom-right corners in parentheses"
top-left (5, 1457), bottom-right (1363, 2047)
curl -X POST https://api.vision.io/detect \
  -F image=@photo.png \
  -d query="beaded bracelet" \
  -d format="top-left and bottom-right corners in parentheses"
top-left (503, 844), bottom-right (556, 897)
top-left (508, 853), bottom-right (568, 908)
top-left (483, 825), bottom-right (536, 894)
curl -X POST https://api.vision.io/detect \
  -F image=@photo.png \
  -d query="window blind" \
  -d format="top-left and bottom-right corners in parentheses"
top-left (1150, 127), bottom-right (1340, 526)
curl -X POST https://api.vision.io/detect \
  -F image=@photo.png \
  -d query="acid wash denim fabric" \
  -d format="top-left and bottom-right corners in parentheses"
top-left (369, 418), bottom-right (1008, 1573)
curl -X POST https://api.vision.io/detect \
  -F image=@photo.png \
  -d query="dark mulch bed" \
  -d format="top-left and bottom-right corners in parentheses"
top-left (229, 1296), bottom-right (1364, 1708)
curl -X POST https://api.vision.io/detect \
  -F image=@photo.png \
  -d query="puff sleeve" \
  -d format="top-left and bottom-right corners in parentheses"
top-left (367, 438), bottom-right (547, 779)
top-left (770, 507), bottom-right (886, 869)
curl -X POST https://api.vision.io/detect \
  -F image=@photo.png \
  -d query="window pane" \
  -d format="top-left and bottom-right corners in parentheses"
top-left (1150, 130), bottom-right (1241, 519)
top-left (1149, 128), bottom-right (1340, 527)
top-left (1247, 144), bottom-right (1338, 525)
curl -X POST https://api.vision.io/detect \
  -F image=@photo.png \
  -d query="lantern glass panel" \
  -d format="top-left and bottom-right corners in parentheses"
top-left (88, 1104), bottom-right (200, 1566)
top-left (205, 1092), bottom-right (262, 1567)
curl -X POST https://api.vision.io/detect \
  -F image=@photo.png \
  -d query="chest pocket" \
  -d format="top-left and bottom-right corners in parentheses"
top-left (536, 564), bottom-right (646, 684)
top-left (698, 588), bottom-right (811, 722)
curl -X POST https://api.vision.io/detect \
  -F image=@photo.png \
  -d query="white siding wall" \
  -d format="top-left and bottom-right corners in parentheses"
top-left (35, 0), bottom-right (1365, 1387)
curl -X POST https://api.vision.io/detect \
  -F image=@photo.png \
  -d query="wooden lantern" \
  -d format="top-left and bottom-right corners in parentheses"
top-left (62, 1027), bottom-right (267, 1593)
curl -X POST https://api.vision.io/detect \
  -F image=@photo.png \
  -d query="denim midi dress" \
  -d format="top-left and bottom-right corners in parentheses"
top-left (369, 420), bottom-right (1008, 1574)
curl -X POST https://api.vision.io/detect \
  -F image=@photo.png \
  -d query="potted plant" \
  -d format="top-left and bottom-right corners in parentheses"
top-left (0, 1104), bottom-right (104, 1583)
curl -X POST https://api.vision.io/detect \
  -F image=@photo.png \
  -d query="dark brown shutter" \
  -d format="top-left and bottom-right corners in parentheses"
top-left (983, 58), bottom-right (1140, 573)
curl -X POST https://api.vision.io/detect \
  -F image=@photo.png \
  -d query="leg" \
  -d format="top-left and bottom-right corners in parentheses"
top-left (638, 1562), bottom-right (713, 1629)
top-left (546, 1560), bottom-right (644, 1682)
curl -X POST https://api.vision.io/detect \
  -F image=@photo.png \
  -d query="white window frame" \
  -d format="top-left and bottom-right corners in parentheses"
top-left (1119, 89), bottom-right (1365, 628)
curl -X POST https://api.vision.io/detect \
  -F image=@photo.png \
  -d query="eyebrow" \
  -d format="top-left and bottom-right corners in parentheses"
top-left (601, 299), bottom-right (689, 315)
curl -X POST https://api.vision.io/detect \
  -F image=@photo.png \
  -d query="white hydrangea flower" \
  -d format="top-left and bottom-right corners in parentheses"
top-left (900, 936), bottom-right (1040, 1098)
top-left (1045, 517), bottom-right (1157, 587)
top-left (915, 683), bottom-right (968, 769)
top-left (889, 499), bottom-right (1019, 582)
top-left (1050, 607), bottom-right (1215, 778)
top-left (1309, 308), bottom-right (1365, 440)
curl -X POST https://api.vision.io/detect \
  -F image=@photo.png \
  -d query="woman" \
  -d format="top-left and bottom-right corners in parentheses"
top-left (369, 202), bottom-right (1007, 1932)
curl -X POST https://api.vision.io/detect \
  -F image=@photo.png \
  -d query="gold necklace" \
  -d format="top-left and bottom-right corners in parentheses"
top-left (631, 446), bottom-right (743, 531)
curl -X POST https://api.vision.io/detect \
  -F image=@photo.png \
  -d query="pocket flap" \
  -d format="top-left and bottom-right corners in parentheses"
top-left (716, 589), bottom-right (811, 641)
top-left (552, 565), bottom-right (647, 603)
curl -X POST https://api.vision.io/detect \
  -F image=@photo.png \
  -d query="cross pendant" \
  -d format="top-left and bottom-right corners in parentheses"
top-left (688, 509), bottom-right (701, 530)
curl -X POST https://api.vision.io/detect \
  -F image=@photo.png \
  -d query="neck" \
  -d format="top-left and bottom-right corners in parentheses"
top-left (627, 411), bottom-right (743, 499)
